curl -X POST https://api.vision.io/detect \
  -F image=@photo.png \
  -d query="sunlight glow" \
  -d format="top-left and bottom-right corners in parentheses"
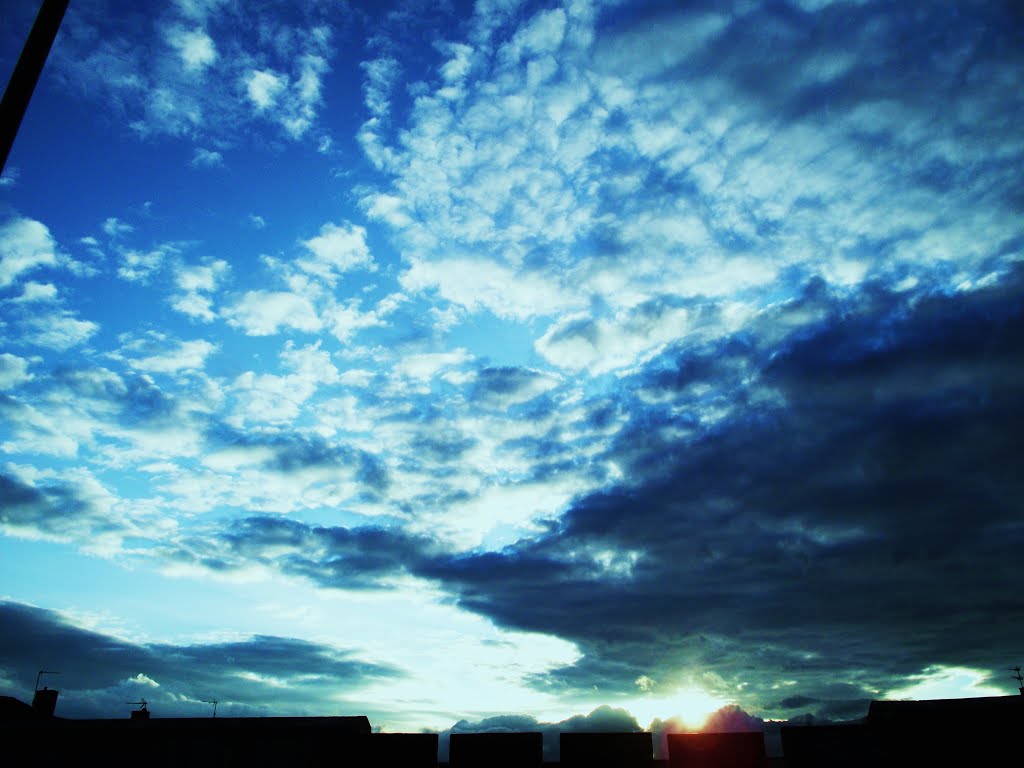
top-left (625, 686), bottom-right (729, 730)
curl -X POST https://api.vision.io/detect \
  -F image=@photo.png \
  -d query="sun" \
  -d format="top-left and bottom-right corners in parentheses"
top-left (625, 685), bottom-right (729, 730)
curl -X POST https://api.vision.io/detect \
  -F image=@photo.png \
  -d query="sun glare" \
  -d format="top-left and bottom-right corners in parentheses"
top-left (625, 686), bottom-right (729, 730)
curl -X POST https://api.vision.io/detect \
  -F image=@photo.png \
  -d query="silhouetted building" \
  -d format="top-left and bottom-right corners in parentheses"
top-left (667, 731), bottom-right (766, 768)
top-left (450, 731), bottom-right (543, 768)
top-left (560, 732), bottom-right (653, 768)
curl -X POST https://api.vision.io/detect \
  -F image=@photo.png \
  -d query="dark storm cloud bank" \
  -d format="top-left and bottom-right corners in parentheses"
top-left (0, 601), bottom-right (397, 718)
top-left (416, 273), bottom-right (1024, 716)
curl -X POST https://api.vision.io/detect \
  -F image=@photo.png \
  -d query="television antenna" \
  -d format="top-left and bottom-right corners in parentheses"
top-left (1010, 666), bottom-right (1024, 695)
top-left (201, 698), bottom-right (219, 718)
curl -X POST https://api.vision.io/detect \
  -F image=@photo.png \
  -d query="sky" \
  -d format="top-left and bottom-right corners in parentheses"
top-left (1, 0), bottom-right (1023, 743)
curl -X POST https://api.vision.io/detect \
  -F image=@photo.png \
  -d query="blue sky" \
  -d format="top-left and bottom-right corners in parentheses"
top-left (1, 0), bottom-right (1023, 738)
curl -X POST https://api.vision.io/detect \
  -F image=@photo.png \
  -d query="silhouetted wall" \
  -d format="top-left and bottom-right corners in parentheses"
top-left (868, 696), bottom-right (1023, 767)
top-left (667, 732), bottom-right (766, 768)
top-left (779, 724), bottom-right (868, 768)
top-left (30, 689), bottom-right (58, 718)
top-left (449, 731), bottom-right (543, 768)
top-left (0, 715), bottom-right (393, 768)
top-left (559, 732), bottom-right (653, 768)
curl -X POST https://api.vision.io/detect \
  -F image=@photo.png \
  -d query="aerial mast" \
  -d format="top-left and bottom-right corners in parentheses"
top-left (0, 0), bottom-right (71, 175)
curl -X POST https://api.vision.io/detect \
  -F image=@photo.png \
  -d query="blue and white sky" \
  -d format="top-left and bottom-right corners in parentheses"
top-left (1, 0), bottom-right (1023, 736)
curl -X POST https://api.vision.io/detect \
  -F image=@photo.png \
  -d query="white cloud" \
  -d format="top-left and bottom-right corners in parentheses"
top-left (170, 258), bottom-right (229, 323)
top-left (298, 222), bottom-right (374, 283)
top-left (339, 369), bottom-right (374, 388)
top-left (439, 43), bottom-right (474, 84)
top-left (245, 69), bottom-right (287, 111)
top-left (54, 0), bottom-right (336, 146)
top-left (228, 342), bottom-right (339, 426)
top-left (282, 54), bottom-right (328, 138)
top-left (21, 309), bottom-right (98, 351)
top-left (0, 353), bottom-right (33, 388)
top-left (174, 0), bottom-right (228, 22)
top-left (175, 260), bottom-right (228, 294)
top-left (361, 193), bottom-right (413, 229)
top-left (125, 338), bottom-right (218, 374)
top-left (593, 10), bottom-right (728, 80)
top-left (0, 217), bottom-right (58, 287)
top-left (280, 340), bottom-right (339, 385)
top-left (351, 0), bottom-right (1024, 390)
top-left (167, 26), bottom-right (218, 72)
top-left (13, 281), bottom-right (59, 303)
top-left (324, 302), bottom-right (386, 343)
top-left (244, 52), bottom-right (329, 139)
top-left (224, 290), bottom-right (321, 335)
top-left (362, 57), bottom-right (400, 117)
top-left (191, 148), bottom-right (224, 167)
top-left (395, 349), bottom-right (473, 382)
top-left (0, 166), bottom-right (19, 187)
top-left (102, 217), bottom-right (134, 238)
top-left (401, 258), bottom-right (578, 321)
top-left (508, 7), bottom-right (567, 59)
top-left (172, 293), bottom-right (215, 322)
top-left (118, 246), bottom-right (174, 282)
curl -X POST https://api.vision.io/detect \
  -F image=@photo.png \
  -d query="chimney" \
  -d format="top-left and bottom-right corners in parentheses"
top-left (31, 686), bottom-right (58, 718)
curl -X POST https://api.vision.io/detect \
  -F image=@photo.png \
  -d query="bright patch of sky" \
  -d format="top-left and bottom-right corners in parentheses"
top-left (1, 0), bottom-right (1022, 731)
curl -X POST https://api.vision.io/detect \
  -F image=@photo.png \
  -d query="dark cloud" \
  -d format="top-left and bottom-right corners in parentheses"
top-left (409, 429), bottom-right (477, 463)
top-left (468, 366), bottom-right (558, 412)
top-left (49, 367), bottom-right (179, 426)
top-left (472, 366), bottom-right (543, 397)
top-left (702, 704), bottom-right (764, 733)
top-left (167, 515), bottom-right (441, 591)
top-left (415, 272), bottom-right (1024, 718)
top-left (0, 471), bottom-right (127, 543)
top-left (204, 427), bottom-right (392, 495)
top-left (0, 601), bottom-right (397, 719)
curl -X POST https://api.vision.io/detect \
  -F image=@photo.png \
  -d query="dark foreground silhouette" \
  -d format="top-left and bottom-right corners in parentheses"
top-left (2, 692), bottom-right (1022, 767)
